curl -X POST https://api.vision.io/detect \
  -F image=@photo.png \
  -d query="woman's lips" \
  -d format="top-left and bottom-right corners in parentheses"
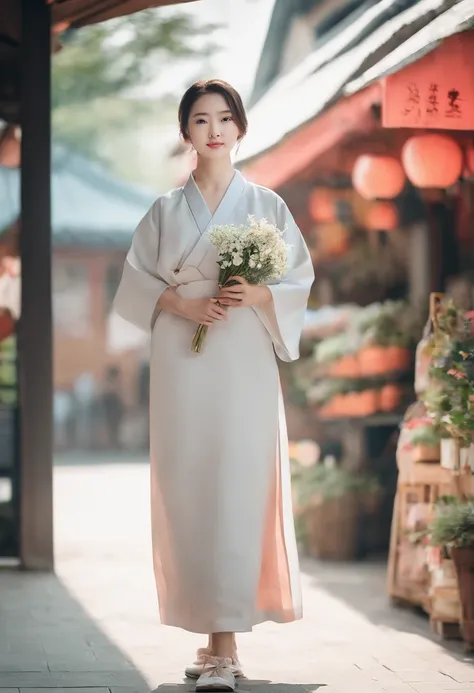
top-left (207, 143), bottom-right (224, 148)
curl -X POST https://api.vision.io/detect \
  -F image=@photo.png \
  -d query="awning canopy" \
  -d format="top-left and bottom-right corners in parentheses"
top-left (241, 82), bottom-right (381, 189)
top-left (236, 0), bottom-right (465, 169)
top-left (345, 0), bottom-right (474, 95)
top-left (0, 0), bottom-right (198, 122)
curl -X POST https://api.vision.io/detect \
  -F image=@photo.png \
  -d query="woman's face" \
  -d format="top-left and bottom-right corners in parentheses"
top-left (186, 92), bottom-right (241, 159)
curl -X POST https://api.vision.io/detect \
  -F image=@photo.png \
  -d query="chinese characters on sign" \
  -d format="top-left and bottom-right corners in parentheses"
top-left (426, 83), bottom-right (439, 116)
top-left (399, 82), bottom-right (463, 122)
top-left (446, 88), bottom-right (462, 118)
top-left (382, 32), bottom-right (474, 131)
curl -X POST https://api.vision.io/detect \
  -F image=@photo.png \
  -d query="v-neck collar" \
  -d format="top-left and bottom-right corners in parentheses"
top-left (184, 170), bottom-right (246, 236)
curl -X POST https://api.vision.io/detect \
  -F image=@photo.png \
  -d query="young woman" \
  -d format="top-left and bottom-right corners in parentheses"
top-left (114, 79), bottom-right (314, 691)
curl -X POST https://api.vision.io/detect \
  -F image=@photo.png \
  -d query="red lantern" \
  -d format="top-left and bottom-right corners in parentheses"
top-left (308, 188), bottom-right (335, 222)
top-left (352, 155), bottom-right (405, 200)
top-left (402, 134), bottom-right (463, 188)
top-left (367, 202), bottom-right (399, 231)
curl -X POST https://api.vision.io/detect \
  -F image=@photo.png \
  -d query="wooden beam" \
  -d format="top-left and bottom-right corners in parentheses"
top-left (19, 0), bottom-right (54, 571)
top-left (241, 83), bottom-right (381, 189)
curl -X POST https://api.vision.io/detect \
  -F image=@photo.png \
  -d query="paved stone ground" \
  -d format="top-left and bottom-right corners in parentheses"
top-left (1, 456), bottom-right (473, 693)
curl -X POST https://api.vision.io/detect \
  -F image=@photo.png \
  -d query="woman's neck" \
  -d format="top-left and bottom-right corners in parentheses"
top-left (193, 156), bottom-right (235, 191)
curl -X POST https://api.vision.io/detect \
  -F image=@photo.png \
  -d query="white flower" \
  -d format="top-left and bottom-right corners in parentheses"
top-left (208, 215), bottom-right (290, 281)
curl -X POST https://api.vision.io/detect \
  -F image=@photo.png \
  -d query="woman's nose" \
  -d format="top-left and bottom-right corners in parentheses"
top-left (209, 121), bottom-right (221, 138)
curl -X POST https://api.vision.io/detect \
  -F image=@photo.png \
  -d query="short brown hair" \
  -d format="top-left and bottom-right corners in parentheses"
top-left (178, 79), bottom-right (248, 142)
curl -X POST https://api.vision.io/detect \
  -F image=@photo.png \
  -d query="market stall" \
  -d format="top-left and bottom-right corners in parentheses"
top-left (388, 293), bottom-right (474, 650)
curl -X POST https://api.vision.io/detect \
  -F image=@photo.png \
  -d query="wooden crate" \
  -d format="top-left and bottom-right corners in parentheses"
top-left (429, 559), bottom-right (462, 624)
top-left (387, 485), bottom-right (432, 608)
top-left (387, 473), bottom-right (473, 610)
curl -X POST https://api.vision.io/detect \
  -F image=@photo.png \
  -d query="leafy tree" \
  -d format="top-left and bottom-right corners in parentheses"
top-left (52, 10), bottom-right (218, 160)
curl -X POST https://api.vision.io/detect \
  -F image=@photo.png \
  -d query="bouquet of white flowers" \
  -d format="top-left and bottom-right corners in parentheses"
top-left (192, 215), bottom-right (290, 353)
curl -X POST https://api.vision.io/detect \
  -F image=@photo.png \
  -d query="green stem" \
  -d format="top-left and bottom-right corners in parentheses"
top-left (192, 324), bottom-right (208, 353)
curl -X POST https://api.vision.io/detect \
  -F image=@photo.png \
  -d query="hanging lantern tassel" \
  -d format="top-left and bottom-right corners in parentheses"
top-left (402, 134), bottom-right (463, 189)
top-left (352, 155), bottom-right (406, 200)
top-left (366, 201), bottom-right (399, 249)
top-left (367, 201), bottom-right (399, 231)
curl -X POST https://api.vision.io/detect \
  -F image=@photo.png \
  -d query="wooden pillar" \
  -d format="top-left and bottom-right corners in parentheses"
top-left (409, 222), bottom-right (432, 308)
top-left (19, 0), bottom-right (54, 570)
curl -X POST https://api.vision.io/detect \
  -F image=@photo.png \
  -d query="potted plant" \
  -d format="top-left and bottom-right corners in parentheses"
top-left (407, 421), bottom-right (442, 462)
top-left (429, 499), bottom-right (474, 650)
top-left (355, 388), bottom-right (379, 416)
top-left (314, 333), bottom-right (359, 370)
top-left (379, 382), bottom-right (404, 412)
top-left (292, 459), bottom-right (381, 560)
top-left (328, 354), bottom-right (360, 378)
top-left (357, 301), bottom-right (419, 376)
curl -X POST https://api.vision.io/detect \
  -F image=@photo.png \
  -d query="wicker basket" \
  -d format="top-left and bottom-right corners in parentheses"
top-left (304, 492), bottom-right (360, 560)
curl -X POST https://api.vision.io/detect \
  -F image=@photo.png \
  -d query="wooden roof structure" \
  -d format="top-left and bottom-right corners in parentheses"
top-left (0, 0), bottom-right (197, 122)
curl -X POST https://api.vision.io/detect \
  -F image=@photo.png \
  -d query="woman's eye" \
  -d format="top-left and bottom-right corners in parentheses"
top-left (195, 118), bottom-right (207, 125)
top-left (223, 116), bottom-right (233, 122)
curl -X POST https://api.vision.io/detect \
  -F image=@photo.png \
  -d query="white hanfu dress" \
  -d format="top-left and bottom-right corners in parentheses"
top-left (114, 170), bottom-right (314, 634)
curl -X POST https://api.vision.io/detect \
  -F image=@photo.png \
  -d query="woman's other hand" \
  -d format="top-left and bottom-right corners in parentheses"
top-left (158, 289), bottom-right (227, 326)
top-left (181, 297), bottom-right (227, 326)
top-left (216, 277), bottom-right (271, 308)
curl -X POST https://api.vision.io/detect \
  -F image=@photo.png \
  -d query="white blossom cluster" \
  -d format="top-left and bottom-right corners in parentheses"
top-left (208, 215), bottom-right (290, 284)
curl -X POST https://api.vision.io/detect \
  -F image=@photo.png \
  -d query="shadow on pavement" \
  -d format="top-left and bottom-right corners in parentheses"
top-left (301, 557), bottom-right (471, 661)
top-left (153, 683), bottom-right (325, 693)
top-left (54, 450), bottom-right (149, 466)
top-left (0, 569), bottom-right (152, 690)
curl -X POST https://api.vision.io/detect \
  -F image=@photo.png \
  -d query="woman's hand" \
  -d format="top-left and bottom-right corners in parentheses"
top-left (216, 277), bottom-right (272, 308)
top-left (180, 297), bottom-right (227, 326)
top-left (158, 289), bottom-right (227, 326)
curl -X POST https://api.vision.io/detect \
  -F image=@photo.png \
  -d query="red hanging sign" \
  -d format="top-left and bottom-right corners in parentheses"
top-left (382, 31), bottom-right (474, 130)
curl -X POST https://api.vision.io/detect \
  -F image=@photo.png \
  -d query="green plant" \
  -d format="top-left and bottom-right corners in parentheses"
top-left (292, 462), bottom-right (381, 507)
top-left (409, 424), bottom-right (442, 447)
top-left (360, 300), bottom-right (423, 348)
top-left (314, 333), bottom-right (359, 364)
top-left (429, 500), bottom-right (474, 549)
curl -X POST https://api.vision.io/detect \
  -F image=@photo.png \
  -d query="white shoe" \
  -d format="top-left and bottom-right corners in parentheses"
top-left (185, 648), bottom-right (243, 679)
top-left (195, 657), bottom-right (236, 691)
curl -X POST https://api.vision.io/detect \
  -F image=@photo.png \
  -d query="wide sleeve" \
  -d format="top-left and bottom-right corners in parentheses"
top-left (113, 201), bottom-right (169, 332)
top-left (253, 196), bottom-right (314, 362)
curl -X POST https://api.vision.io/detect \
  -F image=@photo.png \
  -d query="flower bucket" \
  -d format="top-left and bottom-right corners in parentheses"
top-left (355, 389), bottom-right (379, 416)
top-left (330, 395), bottom-right (347, 417)
top-left (329, 355), bottom-right (360, 378)
top-left (379, 384), bottom-right (403, 412)
top-left (386, 345), bottom-right (411, 372)
top-left (412, 444), bottom-right (440, 463)
top-left (440, 438), bottom-right (471, 471)
top-left (317, 402), bottom-right (335, 419)
top-left (451, 547), bottom-right (474, 651)
top-left (342, 393), bottom-right (361, 417)
top-left (358, 346), bottom-right (389, 376)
